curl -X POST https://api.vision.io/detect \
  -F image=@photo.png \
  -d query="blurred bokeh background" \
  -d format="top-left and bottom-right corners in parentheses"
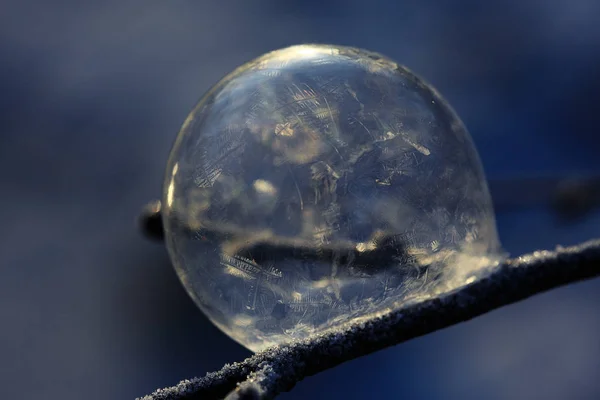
top-left (2, 1), bottom-right (600, 399)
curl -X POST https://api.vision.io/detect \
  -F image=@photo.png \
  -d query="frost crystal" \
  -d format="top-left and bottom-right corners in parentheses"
top-left (162, 44), bottom-right (503, 351)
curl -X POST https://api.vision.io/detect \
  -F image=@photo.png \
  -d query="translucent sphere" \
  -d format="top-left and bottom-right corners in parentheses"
top-left (163, 44), bottom-right (503, 351)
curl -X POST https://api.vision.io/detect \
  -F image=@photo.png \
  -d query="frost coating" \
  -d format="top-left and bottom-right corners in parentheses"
top-left (162, 44), bottom-right (503, 351)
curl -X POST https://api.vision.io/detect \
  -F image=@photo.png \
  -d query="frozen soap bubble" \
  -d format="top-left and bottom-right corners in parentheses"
top-left (162, 44), bottom-right (504, 351)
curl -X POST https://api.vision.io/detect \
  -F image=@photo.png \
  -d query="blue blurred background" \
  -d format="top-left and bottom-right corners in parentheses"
top-left (2, 1), bottom-right (600, 399)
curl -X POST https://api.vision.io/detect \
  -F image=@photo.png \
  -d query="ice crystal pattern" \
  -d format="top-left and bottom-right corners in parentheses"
top-left (163, 44), bottom-right (503, 351)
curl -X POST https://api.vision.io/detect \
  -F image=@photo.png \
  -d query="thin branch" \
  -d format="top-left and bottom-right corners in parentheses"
top-left (139, 238), bottom-right (600, 400)
top-left (138, 175), bottom-right (600, 242)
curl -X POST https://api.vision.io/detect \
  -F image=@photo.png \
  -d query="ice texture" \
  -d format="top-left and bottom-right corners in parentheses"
top-left (162, 44), bottom-right (503, 351)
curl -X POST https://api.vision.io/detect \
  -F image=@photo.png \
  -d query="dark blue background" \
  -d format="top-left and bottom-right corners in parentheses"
top-left (2, 1), bottom-right (599, 399)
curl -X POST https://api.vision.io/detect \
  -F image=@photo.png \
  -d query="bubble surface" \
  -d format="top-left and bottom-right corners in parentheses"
top-left (163, 44), bottom-right (503, 351)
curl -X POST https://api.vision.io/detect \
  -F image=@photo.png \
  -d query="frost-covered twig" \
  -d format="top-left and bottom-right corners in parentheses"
top-left (139, 238), bottom-right (600, 400)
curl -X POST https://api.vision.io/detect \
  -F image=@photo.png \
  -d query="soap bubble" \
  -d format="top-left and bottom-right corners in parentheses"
top-left (162, 44), bottom-right (503, 351)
